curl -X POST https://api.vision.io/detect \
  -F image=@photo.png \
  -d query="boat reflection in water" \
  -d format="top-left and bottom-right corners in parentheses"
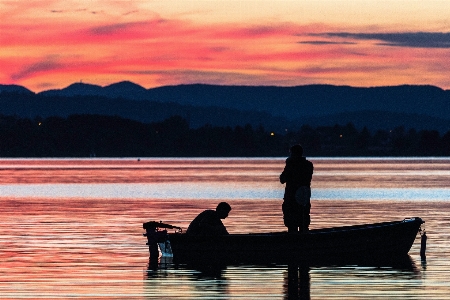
top-left (145, 255), bottom-right (420, 300)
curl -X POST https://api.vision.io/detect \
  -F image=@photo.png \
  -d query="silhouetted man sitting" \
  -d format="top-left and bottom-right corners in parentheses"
top-left (186, 202), bottom-right (231, 235)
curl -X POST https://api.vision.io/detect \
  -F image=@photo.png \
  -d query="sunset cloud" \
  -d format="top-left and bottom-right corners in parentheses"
top-left (1, 1), bottom-right (450, 91)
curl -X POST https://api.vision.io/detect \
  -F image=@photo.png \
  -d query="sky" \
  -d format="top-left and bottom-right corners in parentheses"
top-left (1, 0), bottom-right (450, 92)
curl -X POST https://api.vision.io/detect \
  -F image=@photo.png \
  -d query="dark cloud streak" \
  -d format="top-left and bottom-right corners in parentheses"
top-left (123, 10), bottom-right (138, 16)
top-left (11, 58), bottom-right (62, 81)
top-left (298, 40), bottom-right (356, 45)
top-left (50, 8), bottom-right (88, 13)
top-left (321, 32), bottom-right (450, 48)
top-left (90, 23), bottom-right (132, 35)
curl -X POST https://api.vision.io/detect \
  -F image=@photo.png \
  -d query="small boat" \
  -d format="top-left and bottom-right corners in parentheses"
top-left (143, 217), bottom-right (425, 264)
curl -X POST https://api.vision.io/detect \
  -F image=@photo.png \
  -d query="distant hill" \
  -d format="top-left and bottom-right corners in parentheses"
top-left (0, 84), bottom-right (33, 95)
top-left (0, 81), bottom-right (448, 133)
top-left (40, 81), bottom-right (148, 99)
top-left (146, 84), bottom-right (450, 122)
top-left (38, 82), bottom-right (450, 120)
top-left (0, 92), bottom-right (290, 132)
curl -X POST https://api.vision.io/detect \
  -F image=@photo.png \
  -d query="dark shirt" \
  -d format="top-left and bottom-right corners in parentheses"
top-left (186, 210), bottom-right (229, 235)
top-left (280, 155), bottom-right (314, 201)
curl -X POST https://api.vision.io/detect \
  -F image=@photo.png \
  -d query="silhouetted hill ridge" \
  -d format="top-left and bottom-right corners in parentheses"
top-left (42, 82), bottom-right (104, 97)
top-left (1, 82), bottom-right (449, 132)
top-left (0, 84), bottom-right (33, 95)
top-left (38, 82), bottom-right (450, 120)
top-left (146, 84), bottom-right (450, 121)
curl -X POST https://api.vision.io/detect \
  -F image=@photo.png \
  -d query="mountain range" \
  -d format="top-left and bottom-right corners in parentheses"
top-left (1, 81), bottom-right (449, 133)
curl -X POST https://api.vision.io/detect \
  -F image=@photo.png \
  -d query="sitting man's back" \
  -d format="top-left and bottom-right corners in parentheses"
top-left (186, 202), bottom-right (231, 235)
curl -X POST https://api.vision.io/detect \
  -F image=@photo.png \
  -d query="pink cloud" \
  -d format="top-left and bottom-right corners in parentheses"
top-left (11, 58), bottom-right (63, 81)
top-left (2, 8), bottom-right (450, 90)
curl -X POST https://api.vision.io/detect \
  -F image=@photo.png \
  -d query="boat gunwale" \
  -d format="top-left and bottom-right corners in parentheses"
top-left (167, 217), bottom-right (424, 238)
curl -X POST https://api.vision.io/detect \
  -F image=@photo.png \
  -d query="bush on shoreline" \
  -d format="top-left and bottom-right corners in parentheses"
top-left (0, 114), bottom-right (449, 157)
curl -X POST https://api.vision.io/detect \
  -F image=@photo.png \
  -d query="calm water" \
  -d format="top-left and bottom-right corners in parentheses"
top-left (0, 158), bottom-right (449, 299)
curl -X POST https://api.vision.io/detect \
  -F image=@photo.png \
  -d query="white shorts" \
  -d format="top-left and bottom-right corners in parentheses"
top-left (295, 186), bottom-right (311, 206)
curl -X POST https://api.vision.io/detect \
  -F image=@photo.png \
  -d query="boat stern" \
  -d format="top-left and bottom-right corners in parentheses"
top-left (143, 221), bottom-right (182, 259)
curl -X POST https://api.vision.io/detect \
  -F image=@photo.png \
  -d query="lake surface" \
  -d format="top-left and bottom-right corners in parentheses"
top-left (0, 157), bottom-right (449, 299)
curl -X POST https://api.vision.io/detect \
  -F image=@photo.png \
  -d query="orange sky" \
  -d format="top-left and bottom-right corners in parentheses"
top-left (1, 0), bottom-right (450, 92)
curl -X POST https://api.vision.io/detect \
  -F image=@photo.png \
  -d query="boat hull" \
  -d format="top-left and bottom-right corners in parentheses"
top-left (165, 218), bottom-right (424, 264)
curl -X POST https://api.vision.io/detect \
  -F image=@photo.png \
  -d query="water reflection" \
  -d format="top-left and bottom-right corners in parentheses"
top-left (1, 158), bottom-right (449, 298)
top-left (284, 264), bottom-right (310, 300)
top-left (145, 255), bottom-right (421, 300)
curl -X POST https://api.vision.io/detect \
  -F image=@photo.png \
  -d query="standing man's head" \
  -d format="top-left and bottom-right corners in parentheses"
top-left (216, 202), bottom-right (232, 219)
top-left (290, 144), bottom-right (303, 157)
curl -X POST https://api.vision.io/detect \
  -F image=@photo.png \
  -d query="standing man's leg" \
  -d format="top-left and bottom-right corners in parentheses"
top-left (301, 204), bottom-right (311, 232)
top-left (283, 200), bottom-right (299, 233)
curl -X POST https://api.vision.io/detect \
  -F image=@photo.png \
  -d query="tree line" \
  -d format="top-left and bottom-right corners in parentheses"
top-left (0, 114), bottom-right (449, 157)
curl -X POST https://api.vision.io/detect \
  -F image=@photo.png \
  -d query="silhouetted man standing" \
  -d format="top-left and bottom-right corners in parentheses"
top-left (280, 145), bottom-right (314, 233)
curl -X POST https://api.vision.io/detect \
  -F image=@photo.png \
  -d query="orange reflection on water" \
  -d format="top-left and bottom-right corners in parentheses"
top-left (1, 158), bottom-right (450, 189)
top-left (0, 158), bottom-right (284, 184)
top-left (0, 158), bottom-right (449, 298)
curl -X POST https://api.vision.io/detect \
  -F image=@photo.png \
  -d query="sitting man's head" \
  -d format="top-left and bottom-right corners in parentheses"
top-left (216, 202), bottom-right (231, 219)
top-left (290, 144), bottom-right (303, 157)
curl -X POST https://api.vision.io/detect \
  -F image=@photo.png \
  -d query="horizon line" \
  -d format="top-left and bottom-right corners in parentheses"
top-left (1, 80), bottom-right (447, 94)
